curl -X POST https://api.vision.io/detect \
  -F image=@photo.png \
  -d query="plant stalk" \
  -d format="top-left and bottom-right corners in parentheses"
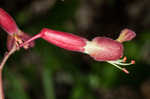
top-left (0, 69), bottom-right (4, 99)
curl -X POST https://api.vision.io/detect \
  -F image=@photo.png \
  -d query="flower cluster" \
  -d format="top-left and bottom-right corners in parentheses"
top-left (0, 8), bottom-right (136, 73)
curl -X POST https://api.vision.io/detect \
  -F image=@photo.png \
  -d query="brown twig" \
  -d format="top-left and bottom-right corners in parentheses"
top-left (0, 44), bottom-right (18, 99)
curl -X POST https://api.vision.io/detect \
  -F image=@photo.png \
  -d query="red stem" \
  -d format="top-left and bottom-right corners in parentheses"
top-left (0, 69), bottom-right (4, 99)
top-left (19, 33), bottom-right (41, 48)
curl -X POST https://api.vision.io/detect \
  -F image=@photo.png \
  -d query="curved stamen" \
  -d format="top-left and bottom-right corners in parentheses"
top-left (107, 56), bottom-right (135, 74)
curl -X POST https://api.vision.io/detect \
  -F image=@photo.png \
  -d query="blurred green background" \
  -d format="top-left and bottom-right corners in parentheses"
top-left (0, 0), bottom-right (150, 99)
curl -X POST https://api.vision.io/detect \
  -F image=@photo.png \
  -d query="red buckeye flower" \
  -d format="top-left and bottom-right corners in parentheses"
top-left (20, 28), bottom-right (136, 74)
top-left (0, 8), bottom-right (34, 50)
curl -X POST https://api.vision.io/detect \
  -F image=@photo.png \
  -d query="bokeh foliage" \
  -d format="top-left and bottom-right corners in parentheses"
top-left (0, 0), bottom-right (150, 99)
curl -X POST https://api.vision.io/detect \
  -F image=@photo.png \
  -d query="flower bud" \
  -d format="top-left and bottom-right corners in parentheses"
top-left (0, 8), bottom-right (19, 35)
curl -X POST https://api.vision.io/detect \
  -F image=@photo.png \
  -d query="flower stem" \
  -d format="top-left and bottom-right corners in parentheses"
top-left (0, 69), bottom-right (4, 99)
top-left (19, 33), bottom-right (41, 48)
top-left (0, 44), bottom-right (17, 99)
top-left (0, 44), bottom-right (17, 69)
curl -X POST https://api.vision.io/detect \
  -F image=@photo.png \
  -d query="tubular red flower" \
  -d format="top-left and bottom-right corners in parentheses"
top-left (20, 28), bottom-right (135, 61)
top-left (0, 8), bottom-right (19, 35)
top-left (0, 8), bottom-right (34, 50)
top-left (20, 28), bottom-right (136, 74)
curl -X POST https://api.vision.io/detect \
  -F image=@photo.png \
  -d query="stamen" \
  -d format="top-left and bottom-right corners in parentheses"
top-left (131, 60), bottom-right (135, 64)
top-left (107, 56), bottom-right (135, 74)
top-left (14, 35), bottom-right (23, 44)
top-left (114, 62), bottom-right (133, 66)
top-left (13, 34), bottom-right (30, 49)
top-left (122, 68), bottom-right (129, 74)
top-left (123, 56), bottom-right (127, 62)
top-left (107, 61), bottom-right (129, 74)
